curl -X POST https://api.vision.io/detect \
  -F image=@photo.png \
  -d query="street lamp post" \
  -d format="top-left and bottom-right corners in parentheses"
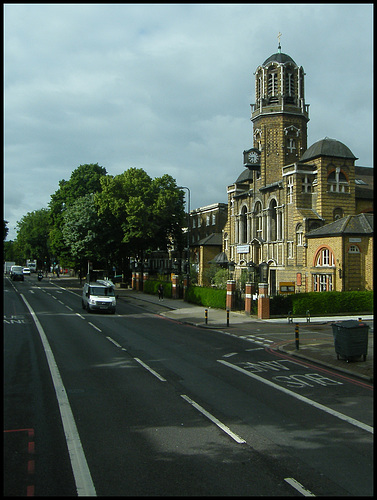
top-left (178, 186), bottom-right (190, 282)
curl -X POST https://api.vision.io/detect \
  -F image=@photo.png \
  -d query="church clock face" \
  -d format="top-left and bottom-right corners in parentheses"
top-left (248, 151), bottom-right (259, 164)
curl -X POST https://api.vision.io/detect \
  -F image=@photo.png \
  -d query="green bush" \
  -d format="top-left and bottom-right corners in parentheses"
top-left (143, 280), bottom-right (172, 298)
top-left (185, 286), bottom-right (226, 308)
top-left (270, 290), bottom-right (373, 316)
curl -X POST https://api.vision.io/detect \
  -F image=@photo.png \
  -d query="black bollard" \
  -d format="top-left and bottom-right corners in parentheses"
top-left (295, 323), bottom-right (299, 350)
top-left (226, 309), bottom-right (229, 327)
top-left (205, 309), bottom-right (208, 324)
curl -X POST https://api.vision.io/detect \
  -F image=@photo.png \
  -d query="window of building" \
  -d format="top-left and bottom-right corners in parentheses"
top-left (348, 245), bottom-right (360, 253)
top-left (287, 241), bottom-right (293, 258)
top-left (254, 201), bottom-right (262, 238)
top-left (198, 217), bottom-right (201, 228)
top-left (240, 205), bottom-right (248, 244)
top-left (212, 213), bottom-right (216, 225)
top-left (269, 199), bottom-right (277, 241)
top-left (268, 72), bottom-right (278, 101)
top-left (315, 247), bottom-right (335, 267)
top-left (313, 274), bottom-right (333, 292)
top-left (206, 215), bottom-right (210, 226)
top-left (286, 72), bottom-right (294, 97)
top-left (287, 175), bottom-right (294, 203)
top-left (296, 224), bottom-right (303, 246)
top-left (192, 217), bottom-right (196, 229)
top-left (327, 167), bottom-right (349, 193)
top-left (224, 232), bottom-right (228, 251)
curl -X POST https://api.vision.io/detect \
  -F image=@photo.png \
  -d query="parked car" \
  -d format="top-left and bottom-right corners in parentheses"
top-left (23, 267), bottom-right (31, 275)
top-left (10, 265), bottom-right (24, 281)
top-left (82, 280), bottom-right (116, 314)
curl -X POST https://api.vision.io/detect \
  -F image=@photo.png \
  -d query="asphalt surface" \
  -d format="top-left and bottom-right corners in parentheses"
top-left (50, 276), bottom-right (373, 383)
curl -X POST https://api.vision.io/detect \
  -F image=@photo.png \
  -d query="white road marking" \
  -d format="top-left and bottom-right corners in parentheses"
top-left (218, 360), bottom-right (373, 434)
top-left (29, 290), bottom-right (35, 294)
top-left (181, 395), bottom-right (246, 444)
top-left (88, 322), bottom-right (102, 332)
top-left (76, 313), bottom-right (85, 320)
top-left (106, 336), bottom-right (121, 347)
top-left (133, 357), bottom-right (166, 382)
top-left (58, 300), bottom-right (64, 305)
top-left (65, 306), bottom-right (73, 311)
top-left (284, 477), bottom-right (315, 496)
top-left (20, 294), bottom-right (96, 496)
top-left (222, 352), bottom-right (238, 358)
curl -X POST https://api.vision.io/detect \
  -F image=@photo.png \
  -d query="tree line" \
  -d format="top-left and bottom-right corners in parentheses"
top-left (4, 163), bottom-right (186, 277)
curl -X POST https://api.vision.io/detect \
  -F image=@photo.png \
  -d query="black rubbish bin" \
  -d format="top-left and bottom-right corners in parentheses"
top-left (331, 320), bottom-right (369, 362)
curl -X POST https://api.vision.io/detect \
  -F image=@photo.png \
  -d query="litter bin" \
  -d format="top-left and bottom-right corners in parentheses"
top-left (331, 320), bottom-right (369, 362)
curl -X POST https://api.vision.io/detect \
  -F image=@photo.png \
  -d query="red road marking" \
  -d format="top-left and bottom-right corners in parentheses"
top-left (4, 428), bottom-right (35, 496)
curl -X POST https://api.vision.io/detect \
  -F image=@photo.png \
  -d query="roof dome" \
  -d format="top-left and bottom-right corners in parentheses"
top-left (235, 168), bottom-right (254, 184)
top-left (263, 51), bottom-right (296, 66)
top-left (300, 137), bottom-right (357, 162)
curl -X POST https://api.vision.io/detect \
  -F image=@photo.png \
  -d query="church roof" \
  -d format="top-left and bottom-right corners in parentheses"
top-left (301, 137), bottom-right (357, 162)
top-left (235, 168), bottom-right (254, 183)
top-left (263, 51), bottom-right (296, 66)
top-left (306, 213), bottom-right (373, 238)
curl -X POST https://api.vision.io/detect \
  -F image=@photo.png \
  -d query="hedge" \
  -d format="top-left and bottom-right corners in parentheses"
top-left (185, 286), bottom-right (226, 309)
top-left (270, 290), bottom-right (373, 316)
top-left (143, 280), bottom-right (172, 298)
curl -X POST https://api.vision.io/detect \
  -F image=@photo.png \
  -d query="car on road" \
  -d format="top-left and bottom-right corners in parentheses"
top-left (23, 267), bottom-right (31, 275)
top-left (10, 265), bottom-right (24, 281)
top-left (82, 280), bottom-right (117, 314)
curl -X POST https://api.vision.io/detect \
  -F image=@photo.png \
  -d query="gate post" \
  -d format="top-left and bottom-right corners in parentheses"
top-left (172, 274), bottom-right (179, 299)
top-left (131, 271), bottom-right (136, 290)
top-left (257, 282), bottom-right (270, 319)
top-left (245, 282), bottom-right (254, 315)
top-left (226, 280), bottom-right (236, 311)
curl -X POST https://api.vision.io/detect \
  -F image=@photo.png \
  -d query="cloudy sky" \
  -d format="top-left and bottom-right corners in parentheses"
top-left (4, 3), bottom-right (373, 241)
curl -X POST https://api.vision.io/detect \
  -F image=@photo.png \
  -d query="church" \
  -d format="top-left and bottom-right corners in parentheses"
top-left (221, 41), bottom-right (373, 294)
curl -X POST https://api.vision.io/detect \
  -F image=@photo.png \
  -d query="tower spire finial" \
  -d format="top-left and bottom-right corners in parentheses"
top-left (277, 32), bottom-right (282, 52)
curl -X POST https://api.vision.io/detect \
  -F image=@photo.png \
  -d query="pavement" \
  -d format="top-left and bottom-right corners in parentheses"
top-left (49, 276), bottom-right (374, 383)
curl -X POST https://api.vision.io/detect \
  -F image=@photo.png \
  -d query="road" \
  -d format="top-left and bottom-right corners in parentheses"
top-left (4, 275), bottom-right (373, 496)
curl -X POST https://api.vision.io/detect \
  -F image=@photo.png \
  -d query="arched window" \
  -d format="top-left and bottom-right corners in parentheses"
top-left (240, 206), bottom-right (248, 244)
top-left (268, 72), bottom-right (278, 102)
top-left (223, 232), bottom-right (228, 251)
top-left (269, 199), bottom-right (277, 241)
top-left (327, 167), bottom-right (349, 193)
top-left (315, 247), bottom-right (335, 267)
top-left (254, 201), bottom-right (263, 238)
top-left (296, 224), bottom-right (303, 246)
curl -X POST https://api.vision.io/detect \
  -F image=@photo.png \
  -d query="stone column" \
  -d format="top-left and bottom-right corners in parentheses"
top-left (258, 282), bottom-right (270, 319)
top-left (131, 271), bottom-right (136, 290)
top-left (226, 280), bottom-right (236, 311)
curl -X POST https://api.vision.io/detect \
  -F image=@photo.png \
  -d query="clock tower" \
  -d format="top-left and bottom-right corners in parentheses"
top-left (251, 41), bottom-right (309, 185)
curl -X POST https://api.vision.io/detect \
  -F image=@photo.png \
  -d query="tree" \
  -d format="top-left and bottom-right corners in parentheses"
top-left (48, 163), bottom-right (107, 264)
top-left (61, 193), bottom-right (113, 270)
top-left (14, 209), bottom-right (51, 267)
top-left (95, 168), bottom-right (185, 261)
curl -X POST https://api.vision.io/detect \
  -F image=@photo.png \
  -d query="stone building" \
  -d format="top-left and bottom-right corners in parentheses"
top-left (223, 42), bottom-right (373, 294)
top-left (189, 203), bottom-right (228, 285)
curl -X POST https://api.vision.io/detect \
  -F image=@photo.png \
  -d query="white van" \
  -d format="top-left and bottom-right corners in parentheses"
top-left (82, 280), bottom-right (116, 314)
top-left (10, 265), bottom-right (24, 281)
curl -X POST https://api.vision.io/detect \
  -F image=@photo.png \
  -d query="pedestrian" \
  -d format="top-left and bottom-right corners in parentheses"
top-left (158, 283), bottom-right (164, 301)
